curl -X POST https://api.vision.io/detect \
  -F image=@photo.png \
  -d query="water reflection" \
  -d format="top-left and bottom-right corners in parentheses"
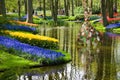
top-left (0, 23), bottom-right (120, 80)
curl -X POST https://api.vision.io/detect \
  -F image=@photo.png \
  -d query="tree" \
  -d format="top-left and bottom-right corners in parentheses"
top-left (18, 0), bottom-right (21, 20)
top-left (0, 0), bottom-right (6, 17)
top-left (71, 0), bottom-right (74, 16)
top-left (64, 0), bottom-right (69, 16)
top-left (51, 0), bottom-right (59, 23)
top-left (43, 0), bottom-right (46, 19)
top-left (101, 0), bottom-right (108, 26)
top-left (26, 0), bottom-right (33, 23)
top-left (108, 0), bottom-right (114, 18)
top-left (114, 0), bottom-right (117, 12)
top-left (24, 0), bottom-right (27, 14)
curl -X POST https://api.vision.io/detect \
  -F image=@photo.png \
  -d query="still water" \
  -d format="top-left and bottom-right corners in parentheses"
top-left (0, 22), bottom-right (120, 80)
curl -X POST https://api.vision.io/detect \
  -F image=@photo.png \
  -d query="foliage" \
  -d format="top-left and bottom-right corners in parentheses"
top-left (68, 16), bottom-right (76, 21)
top-left (75, 14), bottom-right (84, 21)
top-left (91, 22), bottom-right (105, 32)
top-left (89, 15), bottom-right (101, 20)
top-left (0, 16), bottom-right (9, 24)
top-left (74, 7), bottom-right (84, 15)
top-left (2, 30), bottom-right (59, 49)
top-left (58, 16), bottom-right (69, 19)
top-left (5, 0), bottom-right (18, 12)
top-left (111, 28), bottom-right (120, 34)
top-left (92, 5), bottom-right (101, 14)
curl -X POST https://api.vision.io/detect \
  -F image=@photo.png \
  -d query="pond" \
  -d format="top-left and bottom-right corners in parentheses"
top-left (0, 22), bottom-right (120, 80)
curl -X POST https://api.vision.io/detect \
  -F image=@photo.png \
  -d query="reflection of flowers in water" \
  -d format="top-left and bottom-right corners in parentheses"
top-left (76, 22), bottom-right (101, 79)
top-left (77, 21), bottom-right (101, 48)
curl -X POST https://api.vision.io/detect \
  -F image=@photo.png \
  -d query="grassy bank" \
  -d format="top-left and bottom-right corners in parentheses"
top-left (0, 50), bottom-right (38, 71)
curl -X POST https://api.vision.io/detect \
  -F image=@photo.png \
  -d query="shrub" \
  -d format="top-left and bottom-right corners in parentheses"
top-left (75, 14), bottom-right (84, 21)
top-left (58, 15), bottom-right (69, 19)
top-left (74, 7), bottom-right (84, 15)
top-left (3, 30), bottom-right (59, 49)
top-left (68, 16), bottom-right (76, 21)
top-left (0, 16), bottom-right (9, 24)
top-left (89, 15), bottom-right (101, 20)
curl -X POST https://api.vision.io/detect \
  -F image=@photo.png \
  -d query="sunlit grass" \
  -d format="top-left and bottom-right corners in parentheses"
top-left (91, 22), bottom-right (106, 32)
top-left (113, 28), bottom-right (120, 33)
top-left (0, 50), bottom-right (38, 70)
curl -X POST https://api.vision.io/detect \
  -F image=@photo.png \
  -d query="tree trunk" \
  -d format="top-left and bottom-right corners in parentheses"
top-left (24, 0), bottom-right (27, 14)
top-left (26, 0), bottom-right (33, 23)
top-left (54, 0), bottom-right (58, 23)
top-left (38, 0), bottom-right (42, 11)
top-left (114, 0), bottom-right (117, 12)
top-left (71, 0), bottom-right (74, 16)
top-left (0, 0), bottom-right (6, 17)
top-left (51, 0), bottom-right (54, 18)
top-left (64, 0), bottom-right (69, 16)
top-left (51, 0), bottom-right (58, 23)
top-left (43, 0), bottom-right (46, 19)
top-left (108, 0), bottom-right (113, 18)
top-left (0, 1), bottom-right (2, 14)
top-left (18, 0), bottom-right (21, 20)
top-left (101, 0), bottom-right (108, 26)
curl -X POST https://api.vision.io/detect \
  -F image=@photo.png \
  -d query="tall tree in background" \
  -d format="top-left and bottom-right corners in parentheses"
top-left (71, 0), bottom-right (74, 16)
top-left (115, 0), bottom-right (117, 12)
top-left (0, 0), bottom-right (6, 17)
top-left (43, 0), bottom-right (46, 19)
top-left (26, 0), bottom-right (33, 23)
top-left (101, 0), bottom-right (108, 26)
top-left (38, 0), bottom-right (42, 11)
top-left (0, 1), bottom-right (2, 14)
top-left (51, 0), bottom-right (59, 23)
top-left (24, 0), bottom-right (27, 14)
top-left (108, 0), bottom-right (114, 18)
top-left (18, 0), bottom-right (21, 20)
top-left (64, 0), bottom-right (69, 16)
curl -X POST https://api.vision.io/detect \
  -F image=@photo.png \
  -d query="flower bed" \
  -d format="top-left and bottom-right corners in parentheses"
top-left (1, 24), bottom-right (37, 33)
top-left (3, 30), bottom-right (59, 49)
top-left (9, 20), bottom-right (38, 27)
top-left (0, 36), bottom-right (65, 65)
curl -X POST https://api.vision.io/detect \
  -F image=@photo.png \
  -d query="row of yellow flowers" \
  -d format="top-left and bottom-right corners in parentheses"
top-left (4, 30), bottom-right (58, 42)
top-left (2, 30), bottom-right (59, 49)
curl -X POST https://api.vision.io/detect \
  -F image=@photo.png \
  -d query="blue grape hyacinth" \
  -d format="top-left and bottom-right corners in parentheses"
top-left (2, 24), bottom-right (37, 33)
top-left (0, 36), bottom-right (64, 60)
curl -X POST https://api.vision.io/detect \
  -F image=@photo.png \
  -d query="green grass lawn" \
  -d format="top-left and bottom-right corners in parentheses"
top-left (0, 50), bottom-right (39, 70)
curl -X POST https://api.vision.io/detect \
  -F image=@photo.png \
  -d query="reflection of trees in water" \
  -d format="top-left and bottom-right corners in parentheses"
top-left (1, 23), bottom-right (119, 80)
top-left (76, 21), bottom-right (100, 80)
top-left (95, 34), bottom-right (117, 80)
top-left (74, 45), bottom-right (99, 80)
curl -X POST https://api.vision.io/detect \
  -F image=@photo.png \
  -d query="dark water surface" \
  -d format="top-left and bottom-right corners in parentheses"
top-left (0, 22), bottom-right (120, 80)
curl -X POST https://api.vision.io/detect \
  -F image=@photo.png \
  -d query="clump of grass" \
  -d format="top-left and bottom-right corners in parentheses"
top-left (0, 49), bottom-right (38, 70)
top-left (113, 28), bottom-right (120, 34)
top-left (91, 22), bottom-right (105, 32)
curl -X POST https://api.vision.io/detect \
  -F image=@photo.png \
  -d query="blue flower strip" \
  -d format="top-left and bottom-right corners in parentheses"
top-left (2, 24), bottom-right (37, 33)
top-left (0, 36), bottom-right (64, 60)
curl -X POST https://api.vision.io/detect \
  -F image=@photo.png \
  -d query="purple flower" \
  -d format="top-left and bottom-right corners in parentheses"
top-left (0, 36), bottom-right (64, 60)
top-left (2, 24), bottom-right (37, 33)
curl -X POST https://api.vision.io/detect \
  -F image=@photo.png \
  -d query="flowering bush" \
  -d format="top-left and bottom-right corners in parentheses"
top-left (3, 30), bottom-right (59, 49)
top-left (1, 24), bottom-right (37, 33)
top-left (0, 36), bottom-right (64, 63)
